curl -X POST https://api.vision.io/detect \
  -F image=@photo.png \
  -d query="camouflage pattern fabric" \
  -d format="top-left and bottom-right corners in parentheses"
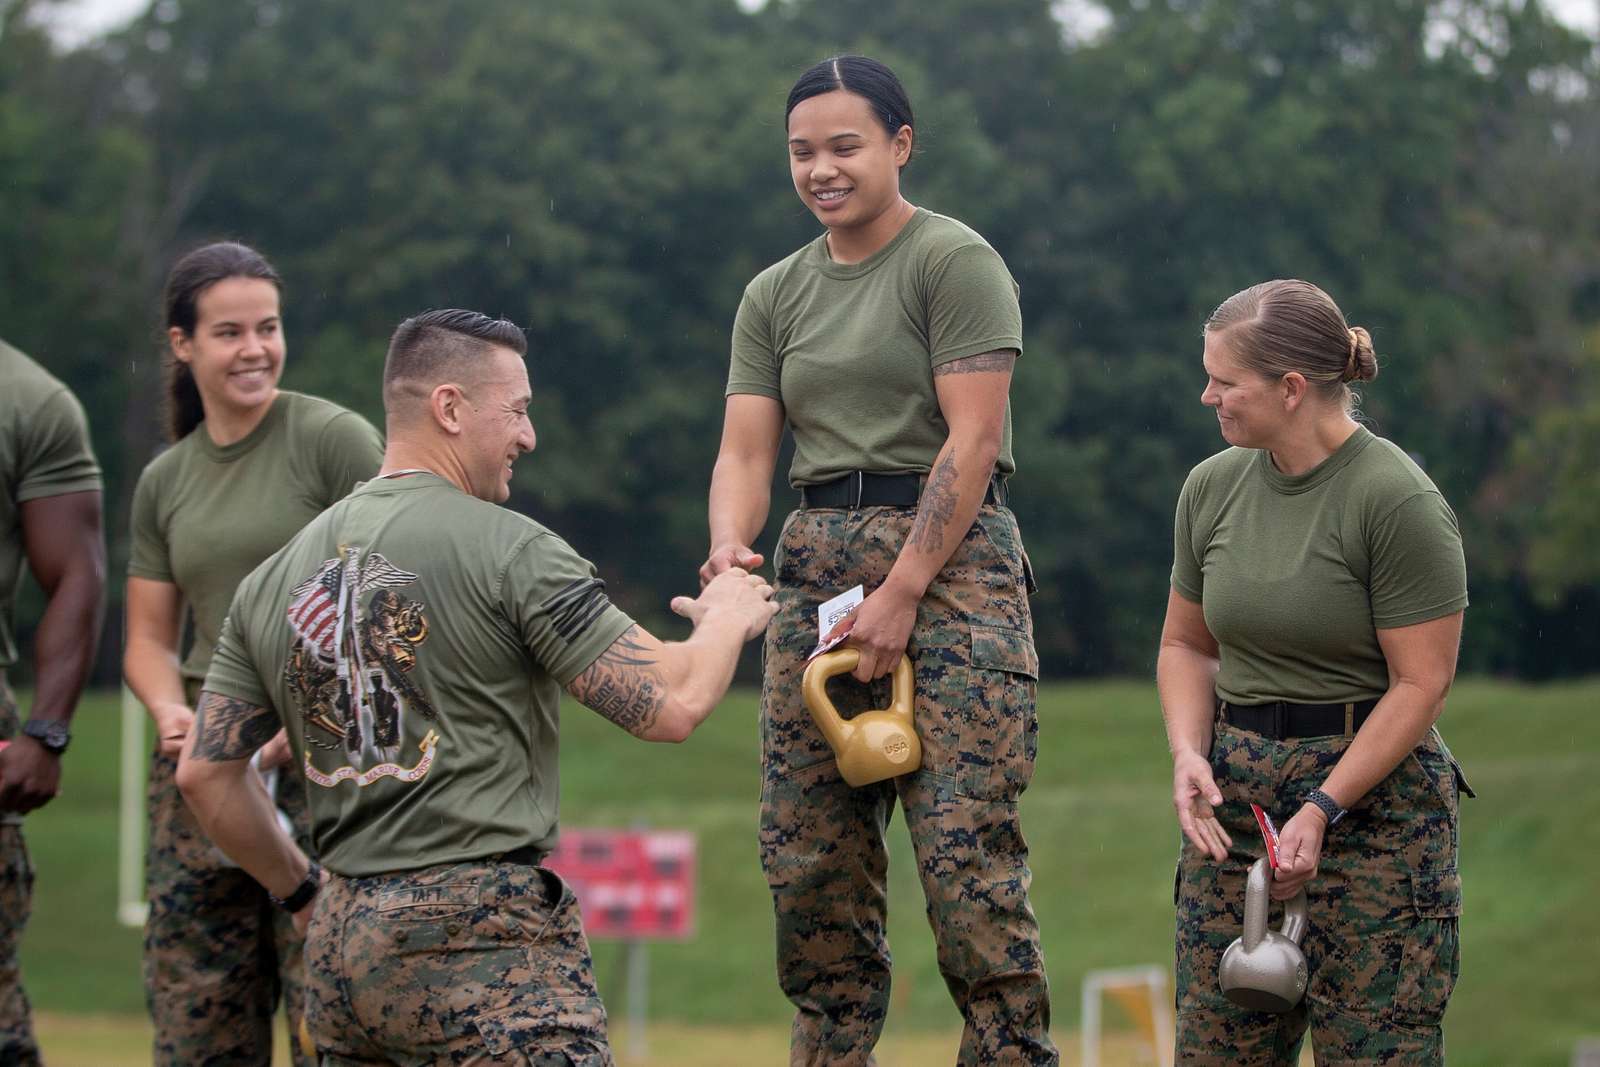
top-left (760, 505), bottom-right (1057, 1067)
top-left (1175, 718), bottom-right (1470, 1065)
top-left (0, 676), bottom-right (40, 1066)
top-left (304, 860), bottom-right (611, 1066)
top-left (144, 746), bottom-right (314, 1066)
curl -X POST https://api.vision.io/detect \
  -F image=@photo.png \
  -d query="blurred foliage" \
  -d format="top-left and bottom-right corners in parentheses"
top-left (2, 0), bottom-right (1596, 678)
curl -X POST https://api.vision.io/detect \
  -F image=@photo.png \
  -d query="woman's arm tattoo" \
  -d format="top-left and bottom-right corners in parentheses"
top-left (933, 350), bottom-right (1016, 376)
top-left (908, 453), bottom-right (960, 553)
top-left (190, 690), bottom-right (281, 762)
top-left (566, 626), bottom-right (667, 737)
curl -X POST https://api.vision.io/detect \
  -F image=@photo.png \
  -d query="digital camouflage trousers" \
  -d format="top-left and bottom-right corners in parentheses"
top-left (305, 859), bottom-right (611, 1066)
top-left (1175, 717), bottom-right (1472, 1065)
top-left (0, 675), bottom-right (38, 1066)
top-left (761, 505), bottom-right (1058, 1067)
top-left (144, 726), bottom-right (314, 1067)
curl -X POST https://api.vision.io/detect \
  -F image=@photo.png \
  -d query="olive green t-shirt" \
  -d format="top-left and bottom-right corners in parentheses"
top-left (129, 391), bottom-right (384, 683)
top-left (727, 208), bottom-right (1023, 487)
top-left (0, 339), bottom-right (103, 670)
top-left (204, 473), bottom-right (635, 877)
top-left (1172, 427), bottom-right (1468, 704)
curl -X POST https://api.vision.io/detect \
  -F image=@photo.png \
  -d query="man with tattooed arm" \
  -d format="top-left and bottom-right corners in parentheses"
top-left (175, 309), bottom-right (776, 1065)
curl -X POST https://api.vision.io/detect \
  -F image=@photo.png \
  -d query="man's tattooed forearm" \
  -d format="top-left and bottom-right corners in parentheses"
top-left (933, 350), bottom-right (1016, 376)
top-left (568, 626), bottom-right (667, 737)
top-left (190, 691), bottom-right (281, 762)
top-left (908, 453), bottom-right (960, 553)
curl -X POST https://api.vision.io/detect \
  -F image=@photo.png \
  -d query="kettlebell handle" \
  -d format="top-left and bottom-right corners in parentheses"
top-left (802, 648), bottom-right (914, 718)
top-left (1242, 856), bottom-right (1308, 951)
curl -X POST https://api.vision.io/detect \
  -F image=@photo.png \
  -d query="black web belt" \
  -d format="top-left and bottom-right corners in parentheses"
top-left (1217, 697), bottom-right (1380, 740)
top-left (800, 471), bottom-right (1008, 510)
top-left (497, 844), bottom-right (547, 867)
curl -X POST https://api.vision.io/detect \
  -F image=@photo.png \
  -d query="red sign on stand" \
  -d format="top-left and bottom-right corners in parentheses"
top-left (543, 829), bottom-right (697, 941)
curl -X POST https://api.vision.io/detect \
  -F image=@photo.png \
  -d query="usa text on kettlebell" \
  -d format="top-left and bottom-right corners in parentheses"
top-left (801, 649), bottom-right (919, 787)
top-left (1219, 856), bottom-right (1309, 1013)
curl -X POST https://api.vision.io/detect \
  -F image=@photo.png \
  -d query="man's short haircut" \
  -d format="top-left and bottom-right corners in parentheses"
top-left (383, 309), bottom-right (528, 410)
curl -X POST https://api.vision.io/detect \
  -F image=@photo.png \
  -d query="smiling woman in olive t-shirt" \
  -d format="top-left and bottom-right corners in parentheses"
top-left (122, 243), bottom-right (383, 1067)
top-left (700, 56), bottom-right (1054, 1065)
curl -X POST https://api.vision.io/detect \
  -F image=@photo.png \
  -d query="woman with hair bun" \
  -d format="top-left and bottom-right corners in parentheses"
top-left (1157, 279), bottom-right (1471, 1064)
top-left (701, 54), bottom-right (1056, 1065)
top-left (123, 241), bottom-right (384, 1065)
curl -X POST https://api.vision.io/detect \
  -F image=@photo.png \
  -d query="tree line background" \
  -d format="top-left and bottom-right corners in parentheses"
top-left (4, 0), bottom-right (1597, 682)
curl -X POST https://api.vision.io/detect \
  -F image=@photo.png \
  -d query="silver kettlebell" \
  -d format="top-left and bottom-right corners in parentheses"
top-left (1218, 856), bottom-right (1309, 1012)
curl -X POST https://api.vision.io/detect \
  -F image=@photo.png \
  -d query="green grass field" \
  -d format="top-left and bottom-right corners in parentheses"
top-left (16, 679), bottom-right (1600, 1065)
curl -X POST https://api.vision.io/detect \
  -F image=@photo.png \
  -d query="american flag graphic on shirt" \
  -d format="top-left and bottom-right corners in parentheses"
top-left (286, 559), bottom-right (342, 661)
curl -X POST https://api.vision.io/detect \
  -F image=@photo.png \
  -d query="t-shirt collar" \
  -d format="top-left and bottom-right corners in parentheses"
top-left (1255, 425), bottom-right (1374, 495)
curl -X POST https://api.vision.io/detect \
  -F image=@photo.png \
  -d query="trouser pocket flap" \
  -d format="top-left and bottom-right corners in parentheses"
top-left (475, 995), bottom-right (608, 1059)
top-left (970, 624), bottom-right (1039, 679)
top-left (1411, 868), bottom-right (1462, 918)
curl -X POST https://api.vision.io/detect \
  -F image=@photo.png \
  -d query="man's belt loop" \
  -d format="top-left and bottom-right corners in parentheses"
top-left (1343, 702), bottom-right (1355, 738)
top-left (849, 470), bottom-right (864, 510)
top-left (1273, 703), bottom-right (1287, 740)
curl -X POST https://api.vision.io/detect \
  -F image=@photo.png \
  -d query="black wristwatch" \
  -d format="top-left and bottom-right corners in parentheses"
top-left (271, 861), bottom-right (323, 912)
top-left (1305, 788), bottom-right (1347, 827)
top-left (21, 719), bottom-right (70, 756)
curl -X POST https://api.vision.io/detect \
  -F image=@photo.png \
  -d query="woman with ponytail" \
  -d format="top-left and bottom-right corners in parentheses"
top-left (123, 242), bottom-right (383, 1066)
top-left (1157, 279), bottom-right (1471, 1063)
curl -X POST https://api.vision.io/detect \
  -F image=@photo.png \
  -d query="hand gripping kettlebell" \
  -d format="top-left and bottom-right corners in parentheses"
top-left (801, 648), bottom-right (919, 787)
top-left (1218, 857), bottom-right (1309, 1013)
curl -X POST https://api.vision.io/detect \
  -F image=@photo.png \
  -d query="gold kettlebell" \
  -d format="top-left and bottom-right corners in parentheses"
top-left (801, 648), bottom-right (919, 787)
top-left (1219, 856), bottom-right (1310, 1012)
top-left (298, 1016), bottom-right (317, 1058)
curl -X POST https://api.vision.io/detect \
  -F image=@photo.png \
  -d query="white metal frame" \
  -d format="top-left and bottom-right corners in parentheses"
top-left (117, 687), bottom-right (149, 927)
top-left (1080, 964), bottom-right (1174, 1067)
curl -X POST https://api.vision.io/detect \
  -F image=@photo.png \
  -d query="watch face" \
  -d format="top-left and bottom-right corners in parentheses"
top-left (24, 721), bottom-right (69, 752)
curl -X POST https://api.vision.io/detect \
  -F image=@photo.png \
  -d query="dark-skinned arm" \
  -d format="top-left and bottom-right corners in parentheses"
top-left (175, 690), bottom-right (321, 931)
top-left (0, 490), bottom-right (105, 812)
top-left (836, 351), bottom-right (1015, 682)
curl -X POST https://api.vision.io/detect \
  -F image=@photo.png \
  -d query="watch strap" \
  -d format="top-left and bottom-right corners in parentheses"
top-left (1305, 788), bottom-right (1346, 826)
top-left (271, 861), bottom-right (322, 912)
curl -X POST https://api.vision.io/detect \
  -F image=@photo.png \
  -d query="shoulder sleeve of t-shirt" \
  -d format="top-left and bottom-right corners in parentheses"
top-left (15, 386), bottom-right (102, 503)
top-left (202, 591), bottom-right (274, 709)
top-left (726, 282), bottom-right (780, 400)
top-left (926, 243), bottom-right (1023, 367)
top-left (1368, 491), bottom-right (1469, 628)
top-left (315, 410), bottom-right (386, 505)
top-left (499, 531), bottom-right (637, 686)
top-left (1170, 466), bottom-right (1205, 603)
top-left (127, 461), bottom-right (174, 583)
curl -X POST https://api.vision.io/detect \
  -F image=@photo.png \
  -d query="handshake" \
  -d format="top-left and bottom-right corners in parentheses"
top-left (671, 566), bottom-right (778, 642)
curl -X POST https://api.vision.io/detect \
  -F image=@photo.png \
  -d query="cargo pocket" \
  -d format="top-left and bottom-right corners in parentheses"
top-left (1392, 868), bottom-right (1462, 1029)
top-left (474, 994), bottom-right (610, 1063)
top-left (954, 624), bottom-right (1040, 800)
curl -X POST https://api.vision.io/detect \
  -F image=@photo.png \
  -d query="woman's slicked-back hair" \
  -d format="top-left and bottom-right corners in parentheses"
top-left (1205, 279), bottom-right (1378, 412)
top-left (786, 55), bottom-right (915, 163)
top-left (160, 241), bottom-right (283, 441)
